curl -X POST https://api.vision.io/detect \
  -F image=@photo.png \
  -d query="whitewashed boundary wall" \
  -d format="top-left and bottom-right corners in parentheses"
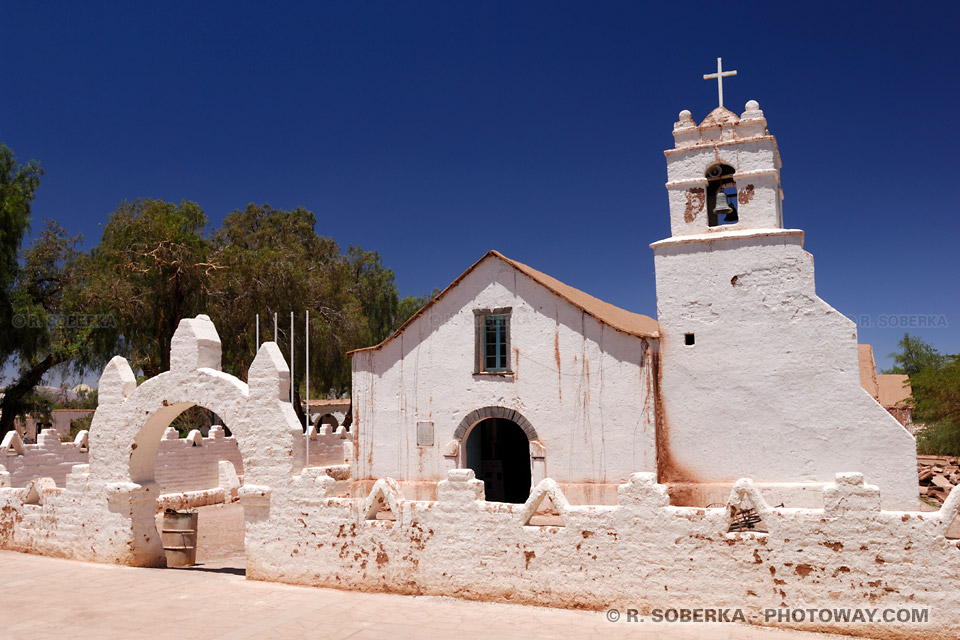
top-left (155, 426), bottom-right (244, 493)
top-left (2, 429), bottom-right (88, 486)
top-left (305, 422), bottom-right (352, 469)
top-left (4, 466), bottom-right (957, 639)
top-left (260, 470), bottom-right (959, 640)
top-left (0, 315), bottom-right (303, 566)
top-left (2, 425), bottom-right (249, 502)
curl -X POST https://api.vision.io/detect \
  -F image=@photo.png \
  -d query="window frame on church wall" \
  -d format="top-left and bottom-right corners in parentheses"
top-left (473, 307), bottom-right (512, 375)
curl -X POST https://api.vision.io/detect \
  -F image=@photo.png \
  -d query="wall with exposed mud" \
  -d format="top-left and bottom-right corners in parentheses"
top-left (243, 469), bottom-right (959, 640)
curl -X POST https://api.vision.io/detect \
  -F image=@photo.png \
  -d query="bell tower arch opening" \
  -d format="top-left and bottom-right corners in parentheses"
top-left (706, 163), bottom-right (738, 227)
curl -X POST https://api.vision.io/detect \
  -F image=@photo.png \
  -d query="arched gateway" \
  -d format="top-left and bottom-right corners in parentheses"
top-left (88, 315), bottom-right (303, 566)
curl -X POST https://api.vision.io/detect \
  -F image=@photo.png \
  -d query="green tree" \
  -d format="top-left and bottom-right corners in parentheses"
top-left (209, 205), bottom-right (404, 408)
top-left (0, 143), bottom-right (43, 362)
top-left (886, 334), bottom-right (960, 455)
top-left (883, 333), bottom-right (946, 376)
top-left (86, 199), bottom-right (213, 377)
top-left (912, 354), bottom-right (960, 455)
top-left (393, 287), bottom-right (442, 333)
top-left (0, 221), bottom-right (96, 437)
top-left (210, 203), bottom-right (341, 385)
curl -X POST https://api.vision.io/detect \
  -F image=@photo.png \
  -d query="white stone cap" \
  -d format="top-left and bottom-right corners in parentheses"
top-left (741, 99), bottom-right (764, 121)
top-left (650, 228), bottom-right (804, 250)
top-left (673, 109), bottom-right (697, 132)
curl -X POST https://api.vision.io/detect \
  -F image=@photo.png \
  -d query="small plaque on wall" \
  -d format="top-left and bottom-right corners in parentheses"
top-left (416, 421), bottom-right (435, 447)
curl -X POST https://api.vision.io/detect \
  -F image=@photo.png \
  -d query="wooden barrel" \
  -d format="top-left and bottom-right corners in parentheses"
top-left (161, 510), bottom-right (199, 567)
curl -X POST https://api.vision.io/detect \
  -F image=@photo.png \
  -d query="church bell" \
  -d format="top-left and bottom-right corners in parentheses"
top-left (713, 188), bottom-right (737, 222)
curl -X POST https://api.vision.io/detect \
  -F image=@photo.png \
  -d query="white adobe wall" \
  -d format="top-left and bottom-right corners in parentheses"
top-left (3, 425), bottom-right (246, 496)
top-left (304, 423), bottom-right (352, 468)
top-left (155, 426), bottom-right (244, 492)
top-left (241, 469), bottom-right (959, 640)
top-left (4, 466), bottom-right (959, 638)
top-left (351, 256), bottom-right (658, 503)
top-left (653, 231), bottom-right (917, 509)
top-left (50, 410), bottom-right (95, 439)
top-left (308, 400), bottom-right (350, 428)
top-left (2, 429), bottom-right (88, 486)
top-left (0, 313), bottom-right (955, 638)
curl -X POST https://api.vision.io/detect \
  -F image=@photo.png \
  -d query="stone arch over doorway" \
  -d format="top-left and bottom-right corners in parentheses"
top-left (88, 315), bottom-right (303, 566)
top-left (452, 406), bottom-right (538, 441)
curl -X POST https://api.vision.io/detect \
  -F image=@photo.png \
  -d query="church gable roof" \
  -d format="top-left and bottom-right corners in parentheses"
top-left (348, 250), bottom-right (659, 355)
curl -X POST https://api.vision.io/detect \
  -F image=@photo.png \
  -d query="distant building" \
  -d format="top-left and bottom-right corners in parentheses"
top-left (858, 344), bottom-right (913, 428)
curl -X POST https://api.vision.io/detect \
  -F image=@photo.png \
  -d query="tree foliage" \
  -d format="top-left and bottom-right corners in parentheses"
top-left (207, 204), bottom-right (404, 401)
top-left (0, 144), bottom-right (43, 362)
top-left (883, 333), bottom-right (947, 376)
top-left (886, 334), bottom-right (960, 455)
top-left (1, 142), bottom-right (432, 436)
top-left (912, 354), bottom-right (960, 455)
top-left (0, 220), bottom-right (97, 436)
top-left (86, 199), bottom-right (213, 377)
top-left (394, 288), bottom-right (442, 333)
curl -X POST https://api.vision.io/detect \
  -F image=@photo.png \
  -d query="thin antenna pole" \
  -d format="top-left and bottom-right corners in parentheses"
top-left (305, 309), bottom-right (310, 428)
top-left (274, 312), bottom-right (278, 342)
top-left (305, 309), bottom-right (310, 467)
top-left (289, 311), bottom-right (295, 405)
top-left (255, 314), bottom-right (259, 348)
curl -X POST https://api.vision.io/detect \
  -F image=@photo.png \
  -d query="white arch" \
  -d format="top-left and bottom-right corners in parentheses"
top-left (86, 315), bottom-right (303, 565)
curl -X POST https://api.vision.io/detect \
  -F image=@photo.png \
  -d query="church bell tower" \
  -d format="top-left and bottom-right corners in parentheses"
top-left (649, 61), bottom-right (917, 511)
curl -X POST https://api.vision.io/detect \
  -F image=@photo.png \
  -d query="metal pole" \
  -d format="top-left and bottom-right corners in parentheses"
top-left (274, 312), bottom-right (278, 342)
top-left (255, 314), bottom-right (259, 349)
top-left (290, 311), bottom-right (295, 404)
top-left (305, 309), bottom-right (310, 428)
top-left (305, 309), bottom-right (310, 467)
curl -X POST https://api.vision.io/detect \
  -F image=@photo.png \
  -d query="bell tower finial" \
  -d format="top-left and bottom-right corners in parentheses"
top-left (702, 57), bottom-right (737, 109)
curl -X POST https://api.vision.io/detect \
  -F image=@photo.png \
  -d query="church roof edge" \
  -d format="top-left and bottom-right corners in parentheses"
top-left (347, 251), bottom-right (659, 355)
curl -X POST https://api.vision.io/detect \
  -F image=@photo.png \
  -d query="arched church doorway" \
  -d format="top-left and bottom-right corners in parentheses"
top-left (464, 417), bottom-right (531, 503)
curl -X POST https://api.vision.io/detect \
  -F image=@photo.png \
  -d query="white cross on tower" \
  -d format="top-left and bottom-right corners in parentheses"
top-left (703, 57), bottom-right (737, 109)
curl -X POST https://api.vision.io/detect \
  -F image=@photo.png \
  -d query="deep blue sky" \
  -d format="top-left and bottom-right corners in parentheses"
top-left (2, 1), bottom-right (958, 372)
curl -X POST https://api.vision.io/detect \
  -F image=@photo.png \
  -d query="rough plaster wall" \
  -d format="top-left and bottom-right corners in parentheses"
top-left (0, 314), bottom-right (956, 639)
top-left (351, 257), bottom-right (657, 500)
top-left (3, 430), bottom-right (88, 487)
top-left (4, 426), bottom-right (245, 495)
top-left (5, 467), bottom-right (959, 638)
top-left (653, 231), bottom-right (917, 509)
top-left (241, 470), bottom-right (959, 640)
top-left (304, 429), bottom-right (350, 468)
top-left (48, 410), bottom-right (95, 439)
top-left (154, 427), bottom-right (244, 493)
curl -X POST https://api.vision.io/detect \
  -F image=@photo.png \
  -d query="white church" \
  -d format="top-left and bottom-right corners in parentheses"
top-left (348, 70), bottom-right (917, 511)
